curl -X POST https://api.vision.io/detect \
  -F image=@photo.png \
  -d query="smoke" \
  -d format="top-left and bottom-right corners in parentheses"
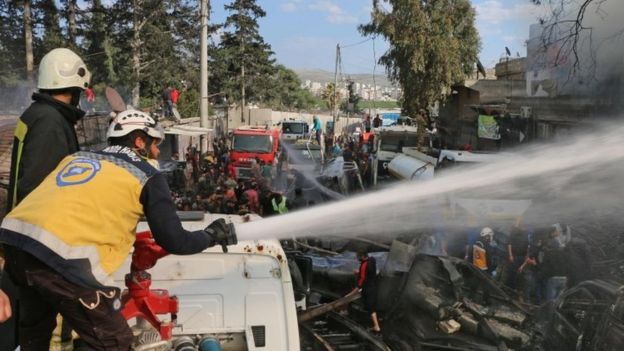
top-left (0, 81), bottom-right (36, 115)
top-left (529, 0), bottom-right (624, 101)
top-left (236, 122), bottom-right (624, 242)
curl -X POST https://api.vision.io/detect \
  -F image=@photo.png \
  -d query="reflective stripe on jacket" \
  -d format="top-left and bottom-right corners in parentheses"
top-left (0, 146), bottom-right (158, 288)
top-left (472, 242), bottom-right (488, 271)
top-left (271, 197), bottom-right (288, 214)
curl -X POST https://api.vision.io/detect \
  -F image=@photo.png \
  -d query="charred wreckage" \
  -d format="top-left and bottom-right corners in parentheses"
top-left (285, 236), bottom-right (624, 351)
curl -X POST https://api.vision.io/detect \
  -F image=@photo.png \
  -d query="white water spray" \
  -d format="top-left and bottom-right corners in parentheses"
top-left (236, 124), bottom-right (624, 242)
top-left (280, 140), bottom-right (345, 200)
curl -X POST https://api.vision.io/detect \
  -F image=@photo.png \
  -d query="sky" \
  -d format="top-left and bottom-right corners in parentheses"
top-left (210, 0), bottom-right (547, 74)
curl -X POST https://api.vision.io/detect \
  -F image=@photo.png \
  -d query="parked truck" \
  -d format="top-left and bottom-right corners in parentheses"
top-left (280, 119), bottom-right (309, 143)
top-left (114, 213), bottom-right (301, 351)
top-left (371, 121), bottom-right (419, 185)
top-left (229, 126), bottom-right (281, 179)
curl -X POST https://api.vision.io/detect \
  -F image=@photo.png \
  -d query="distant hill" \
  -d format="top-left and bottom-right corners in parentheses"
top-left (294, 68), bottom-right (394, 88)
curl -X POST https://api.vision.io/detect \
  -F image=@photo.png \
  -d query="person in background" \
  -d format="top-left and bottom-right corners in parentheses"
top-left (261, 160), bottom-right (273, 185)
top-left (373, 114), bottom-right (382, 128)
top-left (290, 188), bottom-right (308, 210)
top-left (243, 182), bottom-right (260, 214)
top-left (472, 227), bottom-right (499, 276)
top-left (270, 192), bottom-right (289, 215)
top-left (312, 116), bottom-right (322, 144)
top-left (464, 226), bottom-right (481, 262)
top-left (352, 250), bottom-right (381, 334)
top-left (161, 84), bottom-right (173, 119)
top-left (363, 115), bottom-right (372, 133)
top-left (506, 226), bottom-right (530, 291)
top-left (541, 227), bottom-right (569, 301)
top-left (85, 86), bottom-right (95, 112)
top-left (170, 86), bottom-right (179, 106)
top-left (332, 142), bottom-right (342, 157)
top-left (518, 228), bottom-right (547, 304)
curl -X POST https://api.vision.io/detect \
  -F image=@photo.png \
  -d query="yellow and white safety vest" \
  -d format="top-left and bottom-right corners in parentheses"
top-left (0, 146), bottom-right (158, 288)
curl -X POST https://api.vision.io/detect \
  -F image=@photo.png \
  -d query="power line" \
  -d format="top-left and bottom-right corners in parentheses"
top-left (372, 36), bottom-right (378, 110)
top-left (340, 37), bottom-right (373, 49)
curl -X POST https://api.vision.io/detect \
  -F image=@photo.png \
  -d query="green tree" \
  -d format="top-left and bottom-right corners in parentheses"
top-left (321, 82), bottom-right (342, 113)
top-left (109, 0), bottom-right (198, 106)
top-left (360, 0), bottom-right (480, 116)
top-left (59, 0), bottom-right (78, 48)
top-left (36, 0), bottom-right (65, 57)
top-left (0, 0), bottom-right (25, 83)
top-left (82, 0), bottom-right (117, 86)
top-left (265, 64), bottom-right (311, 110)
top-left (216, 0), bottom-right (275, 114)
top-left (341, 80), bottom-right (361, 113)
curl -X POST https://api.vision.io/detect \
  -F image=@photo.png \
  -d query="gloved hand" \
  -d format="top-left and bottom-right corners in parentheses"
top-left (205, 218), bottom-right (237, 253)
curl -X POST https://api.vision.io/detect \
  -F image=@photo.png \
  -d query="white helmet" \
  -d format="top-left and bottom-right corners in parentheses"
top-left (37, 48), bottom-right (91, 90)
top-left (106, 109), bottom-right (164, 141)
top-left (480, 227), bottom-right (494, 237)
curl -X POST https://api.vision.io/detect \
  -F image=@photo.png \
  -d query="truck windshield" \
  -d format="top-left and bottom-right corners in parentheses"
top-left (282, 122), bottom-right (307, 134)
top-left (233, 134), bottom-right (273, 153)
top-left (290, 148), bottom-right (322, 164)
top-left (380, 135), bottom-right (418, 152)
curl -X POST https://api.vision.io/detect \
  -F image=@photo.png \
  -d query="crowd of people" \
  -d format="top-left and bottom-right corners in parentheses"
top-left (420, 221), bottom-right (592, 305)
top-left (167, 137), bottom-right (309, 218)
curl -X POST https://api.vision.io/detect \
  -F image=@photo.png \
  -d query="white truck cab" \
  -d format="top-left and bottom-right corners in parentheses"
top-left (114, 213), bottom-right (300, 351)
top-left (280, 119), bottom-right (309, 143)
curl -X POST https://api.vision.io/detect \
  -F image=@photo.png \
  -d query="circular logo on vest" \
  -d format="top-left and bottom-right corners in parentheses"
top-left (56, 158), bottom-right (102, 187)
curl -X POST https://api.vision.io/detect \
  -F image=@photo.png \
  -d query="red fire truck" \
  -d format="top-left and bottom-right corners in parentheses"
top-left (229, 126), bottom-right (281, 179)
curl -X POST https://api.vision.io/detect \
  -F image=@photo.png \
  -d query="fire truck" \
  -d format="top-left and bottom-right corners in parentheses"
top-left (229, 126), bottom-right (281, 179)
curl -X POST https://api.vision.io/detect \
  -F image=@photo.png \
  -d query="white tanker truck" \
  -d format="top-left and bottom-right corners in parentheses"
top-left (113, 213), bottom-right (300, 351)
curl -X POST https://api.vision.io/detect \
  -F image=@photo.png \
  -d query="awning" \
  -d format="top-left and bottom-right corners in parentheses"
top-left (164, 125), bottom-right (213, 137)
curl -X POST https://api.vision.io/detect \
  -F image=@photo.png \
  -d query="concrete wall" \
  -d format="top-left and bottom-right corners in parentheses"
top-left (224, 107), bottom-right (354, 133)
top-left (469, 79), bottom-right (527, 104)
top-left (495, 57), bottom-right (526, 80)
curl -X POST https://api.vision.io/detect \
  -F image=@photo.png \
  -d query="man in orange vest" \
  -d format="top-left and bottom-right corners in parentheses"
top-left (472, 227), bottom-right (498, 276)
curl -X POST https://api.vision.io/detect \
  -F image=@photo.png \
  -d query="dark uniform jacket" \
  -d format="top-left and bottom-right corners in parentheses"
top-left (6, 93), bottom-right (84, 211)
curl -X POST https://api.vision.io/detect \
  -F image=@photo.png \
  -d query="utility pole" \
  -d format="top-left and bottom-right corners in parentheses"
top-left (24, 0), bottom-right (33, 82)
top-left (332, 44), bottom-right (340, 136)
top-left (240, 40), bottom-right (246, 124)
top-left (241, 57), bottom-right (245, 124)
top-left (199, 0), bottom-right (209, 128)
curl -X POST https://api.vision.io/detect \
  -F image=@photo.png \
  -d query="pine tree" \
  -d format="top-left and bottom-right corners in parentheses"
top-left (110, 0), bottom-right (198, 107)
top-left (0, 0), bottom-right (26, 83)
top-left (36, 0), bottom-right (66, 57)
top-left (83, 0), bottom-right (117, 85)
top-left (59, 0), bottom-right (78, 48)
top-left (216, 0), bottom-right (275, 118)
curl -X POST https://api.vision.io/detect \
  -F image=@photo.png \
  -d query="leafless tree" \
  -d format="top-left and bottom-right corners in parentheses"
top-left (531, 0), bottom-right (612, 73)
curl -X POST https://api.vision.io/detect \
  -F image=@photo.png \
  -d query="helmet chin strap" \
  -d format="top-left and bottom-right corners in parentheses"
top-left (70, 88), bottom-right (82, 107)
top-left (133, 138), bottom-right (157, 160)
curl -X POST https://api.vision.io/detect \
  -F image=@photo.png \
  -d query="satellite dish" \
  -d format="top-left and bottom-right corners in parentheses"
top-left (105, 87), bottom-right (127, 113)
top-left (477, 60), bottom-right (487, 78)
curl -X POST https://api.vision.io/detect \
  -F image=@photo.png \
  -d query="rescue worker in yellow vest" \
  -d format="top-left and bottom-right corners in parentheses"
top-left (0, 110), bottom-right (237, 351)
top-left (472, 227), bottom-right (498, 276)
top-left (271, 192), bottom-right (289, 215)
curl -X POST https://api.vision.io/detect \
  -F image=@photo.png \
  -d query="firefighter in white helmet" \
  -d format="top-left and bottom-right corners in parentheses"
top-left (472, 227), bottom-right (498, 276)
top-left (1, 48), bottom-right (91, 350)
top-left (0, 109), bottom-right (237, 350)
